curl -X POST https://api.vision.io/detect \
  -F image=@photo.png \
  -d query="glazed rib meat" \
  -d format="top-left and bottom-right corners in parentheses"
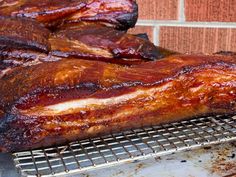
top-left (0, 0), bottom-right (138, 30)
top-left (0, 55), bottom-right (235, 152)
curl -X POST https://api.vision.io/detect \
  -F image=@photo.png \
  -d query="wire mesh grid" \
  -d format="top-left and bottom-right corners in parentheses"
top-left (13, 115), bottom-right (236, 177)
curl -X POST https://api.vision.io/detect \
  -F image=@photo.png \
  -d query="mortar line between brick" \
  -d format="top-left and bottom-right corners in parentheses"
top-left (153, 26), bottom-right (159, 46)
top-left (136, 20), bottom-right (236, 28)
top-left (178, 0), bottom-right (186, 22)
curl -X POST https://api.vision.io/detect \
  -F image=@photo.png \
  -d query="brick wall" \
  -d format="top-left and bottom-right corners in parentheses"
top-left (129, 0), bottom-right (236, 54)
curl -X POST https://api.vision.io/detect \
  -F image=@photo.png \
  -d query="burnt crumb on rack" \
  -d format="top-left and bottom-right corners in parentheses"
top-left (154, 156), bottom-right (162, 162)
top-left (132, 160), bottom-right (140, 163)
top-left (166, 157), bottom-right (174, 161)
top-left (227, 153), bottom-right (235, 159)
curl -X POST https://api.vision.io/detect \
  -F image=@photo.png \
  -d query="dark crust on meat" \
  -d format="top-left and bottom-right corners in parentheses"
top-left (0, 55), bottom-right (236, 152)
top-left (0, 16), bottom-right (50, 52)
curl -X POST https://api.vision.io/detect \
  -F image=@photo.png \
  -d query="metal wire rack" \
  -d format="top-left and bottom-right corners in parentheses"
top-left (13, 115), bottom-right (236, 177)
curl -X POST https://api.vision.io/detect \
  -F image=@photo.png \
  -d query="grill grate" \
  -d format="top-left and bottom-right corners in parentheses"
top-left (13, 115), bottom-right (236, 177)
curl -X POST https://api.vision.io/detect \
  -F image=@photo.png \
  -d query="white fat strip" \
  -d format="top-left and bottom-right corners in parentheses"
top-left (19, 83), bottom-right (172, 116)
top-left (20, 82), bottom-right (173, 116)
top-left (47, 83), bottom-right (174, 112)
top-left (46, 89), bottom-right (153, 112)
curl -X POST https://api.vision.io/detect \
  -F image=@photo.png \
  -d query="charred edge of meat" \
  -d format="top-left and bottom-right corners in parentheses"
top-left (215, 51), bottom-right (236, 57)
top-left (115, 1), bottom-right (138, 30)
top-left (134, 33), bottom-right (149, 40)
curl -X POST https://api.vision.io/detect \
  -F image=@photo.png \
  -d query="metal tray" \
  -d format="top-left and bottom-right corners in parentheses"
top-left (13, 115), bottom-right (236, 177)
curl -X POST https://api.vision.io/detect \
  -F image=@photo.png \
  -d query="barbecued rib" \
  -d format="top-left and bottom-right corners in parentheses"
top-left (50, 22), bottom-right (176, 64)
top-left (0, 0), bottom-right (138, 30)
top-left (0, 55), bottom-right (235, 152)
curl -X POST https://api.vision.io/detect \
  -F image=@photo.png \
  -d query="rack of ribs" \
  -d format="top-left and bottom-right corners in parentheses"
top-left (0, 0), bottom-right (138, 30)
top-left (0, 54), bottom-right (235, 152)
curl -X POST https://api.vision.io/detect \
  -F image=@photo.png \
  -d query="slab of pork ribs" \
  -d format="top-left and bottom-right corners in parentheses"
top-left (0, 0), bottom-right (235, 153)
top-left (0, 54), bottom-right (236, 152)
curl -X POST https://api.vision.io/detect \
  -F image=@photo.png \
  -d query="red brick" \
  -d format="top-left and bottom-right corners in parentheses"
top-left (128, 26), bottom-right (154, 42)
top-left (185, 0), bottom-right (236, 22)
top-left (159, 26), bottom-right (236, 54)
top-left (137, 0), bottom-right (178, 20)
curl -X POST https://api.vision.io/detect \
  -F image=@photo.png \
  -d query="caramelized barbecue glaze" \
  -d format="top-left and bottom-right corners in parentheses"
top-left (0, 0), bottom-right (138, 30)
top-left (0, 55), bottom-right (235, 152)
